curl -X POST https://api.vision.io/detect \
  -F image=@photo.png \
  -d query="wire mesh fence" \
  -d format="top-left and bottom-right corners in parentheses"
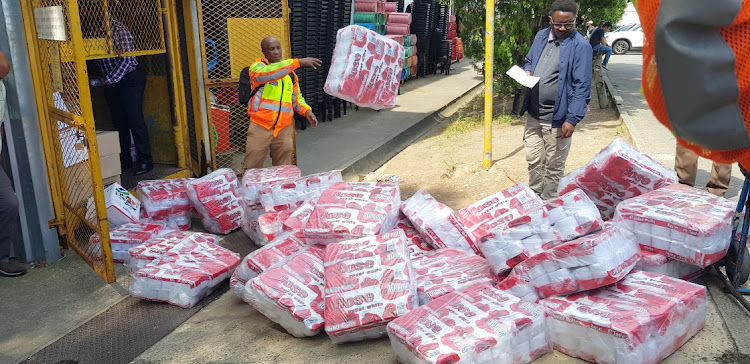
top-left (78, 0), bottom-right (164, 58)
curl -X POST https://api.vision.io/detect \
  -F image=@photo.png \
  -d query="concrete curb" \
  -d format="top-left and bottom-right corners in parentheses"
top-left (601, 70), bottom-right (641, 150)
top-left (339, 82), bottom-right (484, 181)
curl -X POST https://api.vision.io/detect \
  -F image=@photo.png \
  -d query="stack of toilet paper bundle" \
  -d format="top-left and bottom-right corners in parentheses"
top-left (542, 271), bottom-right (707, 364)
top-left (186, 168), bottom-right (243, 234)
top-left (304, 182), bottom-right (401, 245)
top-left (558, 138), bottom-right (678, 220)
top-left (458, 184), bottom-right (544, 243)
top-left (479, 189), bottom-right (604, 278)
top-left (497, 226), bottom-right (641, 302)
top-left (257, 209), bottom-right (297, 243)
top-left (401, 189), bottom-right (478, 253)
top-left (412, 248), bottom-right (495, 305)
top-left (239, 202), bottom-right (267, 245)
top-left (634, 249), bottom-right (704, 281)
top-left (258, 170), bottom-right (343, 213)
top-left (230, 230), bottom-right (308, 295)
top-left (126, 231), bottom-right (219, 274)
top-left (130, 236), bottom-right (240, 308)
top-left (241, 166), bottom-right (302, 206)
top-left (395, 213), bottom-right (433, 259)
top-left (386, 282), bottom-right (551, 364)
top-left (324, 25), bottom-right (405, 110)
top-left (242, 245), bottom-right (326, 337)
top-left (323, 230), bottom-right (418, 344)
top-left (614, 183), bottom-right (735, 267)
top-left (89, 222), bottom-right (167, 263)
top-left (282, 199), bottom-right (317, 231)
top-left (137, 178), bottom-right (194, 230)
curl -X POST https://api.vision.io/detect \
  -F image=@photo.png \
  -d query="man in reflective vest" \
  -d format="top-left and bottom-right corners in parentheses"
top-left (243, 37), bottom-right (322, 170)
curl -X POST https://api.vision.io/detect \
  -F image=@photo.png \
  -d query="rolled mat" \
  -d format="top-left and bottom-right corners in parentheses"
top-left (410, 64), bottom-right (417, 77)
top-left (387, 12), bottom-right (412, 25)
top-left (354, 23), bottom-right (377, 31)
top-left (353, 12), bottom-right (385, 24)
top-left (354, 1), bottom-right (378, 12)
top-left (386, 23), bottom-right (410, 36)
top-left (385, 34), bottom-right (405, 46)
top-left (410, 34), bottom-right (417, 45)
top-left (384, 2), bottom-right (397, 12)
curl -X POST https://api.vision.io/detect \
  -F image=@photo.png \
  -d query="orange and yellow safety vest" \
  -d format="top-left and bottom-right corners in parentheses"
top-left (247, 58), bottom-right (311, 137)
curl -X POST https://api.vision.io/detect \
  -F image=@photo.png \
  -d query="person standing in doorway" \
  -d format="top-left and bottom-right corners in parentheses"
top-left (0, 50), bottom-right (26, 277)
top-left (589, 21), bottom-right (613, 69)
top-left (521, 0), bottom-right (592, 200)
top-left (243, 36), bottom-right (321, 170)
top-left (89, 19), bottom-right (153, 176)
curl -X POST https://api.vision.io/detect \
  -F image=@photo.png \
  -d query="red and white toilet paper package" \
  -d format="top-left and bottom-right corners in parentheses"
top-left (186, 168), bottom-right (243, 234)
top-left (229, 230), bottom-right (308, 296)
top-left (458, 184), bottom-right (544, 243)
top-left (258, 170), bottom-right (342, 213)
top-left (542, 271), bottom-right (706, 364)
top-left (558, 138), bottom-right (678, 220)
top-left (243, 245), bottom-right (326, 337)
top-left (126, 231), bottom-right (219, 274)
top-left (249, 198), bottom-right (318, 245)
top-left (613, 183), bottom-right (734, 267)
top-left (140, 209), bottom-right (191, 231)
top-left (90, 222), bottom-right (166, 263)
top-left (241, 165), bottom-right (301, 206)
top-left (283, 198), bottom-right (317, 231)
top-left (386, 282), bottom-right (551, 364)
top-left (240, 202), bottom-right (266, 245)
top-left (401, 189), bottom-right (478, 253)
top-left (412, 248), bottom-right (495, 305)
top-left (323, 230), bottom-right (418, 344)
top-left (634, 249), bottom-right (704, 281)
top-left (396, 213), bottom-right (433, 259)
top-left (324, 25), bottom-right (405, 110)
top-left (496, 226), bottom-right (641, 303)
top-left (137, 178), bottom-right (193, 220)
top-left (130, 240), bottom-right (240, 308)
top-left (304, 182), bottom-right (401, 245)
top-left (479, 189), bottom-right (604, 278)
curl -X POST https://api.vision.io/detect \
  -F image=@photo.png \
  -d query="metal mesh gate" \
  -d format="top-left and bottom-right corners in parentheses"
top-left (196, 0), bottom-right (292, 173)
top-left (24, 0), bottom-right (166, 282)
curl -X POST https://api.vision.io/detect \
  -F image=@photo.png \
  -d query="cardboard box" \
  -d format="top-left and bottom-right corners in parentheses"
top-left (102, 175), bottom-right (122, 187)
top-left (104, 183), bottom-right (141, 226)
top-left (99, 154), bottom-right (122, 179)
top-left (96, 131), bottom-right (120, 157)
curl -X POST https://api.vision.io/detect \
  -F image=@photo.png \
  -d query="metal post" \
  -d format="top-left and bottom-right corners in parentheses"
top-left (482, 0), bottom-right (493, 170)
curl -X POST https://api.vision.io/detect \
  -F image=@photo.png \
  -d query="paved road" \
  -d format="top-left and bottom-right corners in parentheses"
top-left (607, 54), bottom-right (745, 200)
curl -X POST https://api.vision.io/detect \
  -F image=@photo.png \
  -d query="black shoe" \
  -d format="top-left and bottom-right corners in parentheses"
top-left (0, 260), bottom-right (27, 277)
top-left (133, 163), bottom-right (153, 176)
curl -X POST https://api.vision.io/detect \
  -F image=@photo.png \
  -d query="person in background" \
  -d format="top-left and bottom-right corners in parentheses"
top-left (589, 21), bottom-right (613, 69)
top-left (675, 144), bottom-right (733, 197)
top-left (0, 50), bottom-right (26, 277)
top-left (243, 36), bottom-right (321, 170)
top-left (88, 16), bottom-right (153, 176)
top-left (521, 0), bottom-right (592, 200)
top-left (585, 20), bottom-right (596, 39)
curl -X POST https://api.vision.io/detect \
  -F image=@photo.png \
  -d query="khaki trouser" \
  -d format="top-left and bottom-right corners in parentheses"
top-left (243, 121), bottom-right (294, 170)
top-left (674, 143), bottom-right (732, 197)
top-left (524, 115), bottom-right (572, 200)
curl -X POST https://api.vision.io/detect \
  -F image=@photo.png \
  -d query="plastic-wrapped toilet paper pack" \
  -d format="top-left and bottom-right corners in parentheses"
top-left (247, 198), bottom-right (318, 246)
top-left (130, 238), bottom-right (240, 308)
top-left (137, 178), bottom-right (194, 221)
top-left (401, 189), bottom-right (478, 253)
top-left (186, 168), bottom-right (243, 234)
top-left (324, 25), bottom-right (405, 110)
top-left (614, 183), bottom-right (734, 267)
top-left (257, 209), bottom-right (296, 243)
top-left (283, 198), bottom-right (317, 231)
top-left (634, 249), bottom-right (704, 281)
top-left (241, 165), bottom-right (301, 206)
top-left (496, 226), bottom-right (641, 302)
top-left (479, 189), bottom-right (604, 278)
top-left (126, 231), bottom-right (219, 274)
top-left (89, 222), bottom-right (166, 263)
top-left (558, 138), bottom-right (678, 220)
top-left (386, 282), bottom-right (551, 364)
top-left (258, 170), bottom-right (343, 213)
top-left (542, 271), bottom-right (706, 364)
top-left (239, 202), bottom-right (267, 246)
top-left (412, 248), bottom-right (495, 305)
top-left (323, 230), bottom-right (418, 344)
top-left (229, 230), bottom-right (308, 296)
top-left (140, 208), bottom-right (191, 231)
top-left (304, 182), bottom-right (401, 245)
top-left (242, 245), bottom-right (326, 337)
top-left (458, 184), bottom-right (544, 243)
top-left (396, 212), bottom-right (433, 259)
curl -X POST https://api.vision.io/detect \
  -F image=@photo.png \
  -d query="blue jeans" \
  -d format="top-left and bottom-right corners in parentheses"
top-left (593, 44), bottom-right (612, 66)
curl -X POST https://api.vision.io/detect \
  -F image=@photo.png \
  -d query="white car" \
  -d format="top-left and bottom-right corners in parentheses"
top-left (605, 23), bottom-right (644, 55)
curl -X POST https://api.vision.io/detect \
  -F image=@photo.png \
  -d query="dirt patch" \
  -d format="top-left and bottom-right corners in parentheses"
top-left (369, 94), bottom-right (625, 210)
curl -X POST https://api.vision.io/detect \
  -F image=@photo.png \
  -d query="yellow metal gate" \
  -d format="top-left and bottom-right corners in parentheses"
top-left (22, 0), bottom-right (166, 282)
top-left (195, 0), bottom-right (292, 173)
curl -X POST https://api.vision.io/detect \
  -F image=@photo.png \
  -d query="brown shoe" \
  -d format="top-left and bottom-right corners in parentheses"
top-left (0, 260), bottom-right (27, 277)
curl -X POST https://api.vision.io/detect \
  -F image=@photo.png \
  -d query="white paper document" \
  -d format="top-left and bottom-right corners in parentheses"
top-left (506, 65), bottom-right (540, 88)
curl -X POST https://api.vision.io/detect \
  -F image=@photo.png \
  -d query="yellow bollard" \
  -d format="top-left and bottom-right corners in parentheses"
top-left (483, 0), bottom-right (494, 170)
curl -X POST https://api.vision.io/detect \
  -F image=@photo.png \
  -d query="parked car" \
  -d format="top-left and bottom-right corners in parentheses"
top-left (605, 23), bottom-right (644, 54)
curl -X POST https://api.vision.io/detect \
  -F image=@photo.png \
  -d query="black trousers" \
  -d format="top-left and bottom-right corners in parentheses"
top-left (104, 69), bottom-right (152, 167)
top-left (0, 167), bottom-right (18, 263)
